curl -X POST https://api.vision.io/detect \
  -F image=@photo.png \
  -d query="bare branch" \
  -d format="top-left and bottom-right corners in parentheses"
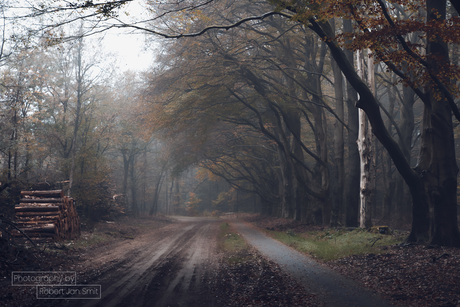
top-left (113, 11), bottom-right (293, 38)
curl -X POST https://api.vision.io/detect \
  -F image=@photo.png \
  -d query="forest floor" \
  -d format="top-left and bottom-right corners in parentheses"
top-left (244, 214), bottom-right (460, 307)
top-left (1, 214), bottom-right (459, 307)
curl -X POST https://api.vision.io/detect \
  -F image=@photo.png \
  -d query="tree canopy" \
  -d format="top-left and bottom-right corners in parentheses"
top-left (2, 0), bottom-right (460, 246)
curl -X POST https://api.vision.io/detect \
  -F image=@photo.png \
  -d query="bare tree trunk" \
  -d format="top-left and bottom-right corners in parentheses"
top-left (275, 130), bottom-right (295, 219)
top-left (382, 75), bottom-right (396, 221)
top-left (303, 38), bottom-right (330, 225)
top-left (278, 34), bottom-right (308, 221)
top-left (172, 178), bottom-right (180, 214)
top-left (68, 37), bottom-right (84, 198)
top-left (330, 18), bottom-right (345, 226)
top-left (393, 85), bottom-right (416, 225)
top-left (343, 19), bottom-right (360, 227)
top-left (356, 49), bottom-right (375, 228)
top-left (168, 178), bottom-right (174, 215)
top-left (164, 177), bottom-right (168, 214)
top-left (122, 150), bottom-right (130, 210)
top-left (130, 155), bottom-right (139, 217)
top-left (142, 150), bottom-right (147, 214)
top-left (150, 163), bottom-right (168, 216)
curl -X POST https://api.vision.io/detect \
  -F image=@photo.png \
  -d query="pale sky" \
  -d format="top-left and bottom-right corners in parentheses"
top-left (99, 0), bottom-right (156, 72)
top-left (102, 30), bottom-right (154, 72)
top-left (7, 0), bottom-right (157, 72)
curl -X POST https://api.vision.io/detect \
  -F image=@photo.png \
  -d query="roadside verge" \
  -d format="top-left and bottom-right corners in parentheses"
top-left (232, 220), bottom-right (398, 307)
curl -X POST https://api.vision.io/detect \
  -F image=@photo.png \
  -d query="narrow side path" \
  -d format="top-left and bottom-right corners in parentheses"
top-left (232, 220), bottom-right (401, 307)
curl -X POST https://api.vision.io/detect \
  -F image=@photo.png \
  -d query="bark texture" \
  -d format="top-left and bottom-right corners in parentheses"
top-left (414, 0), bottom-right (460, 246)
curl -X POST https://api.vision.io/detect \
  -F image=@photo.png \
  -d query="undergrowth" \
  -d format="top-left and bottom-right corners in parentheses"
top-left (217, 222), bottom-right (252, 264)
top-left (265, 227), bottom-right (404, 261)
top-left (48, 217), bottom-right (155, 252)
top-left (69, 232), bottom-right (111, 250)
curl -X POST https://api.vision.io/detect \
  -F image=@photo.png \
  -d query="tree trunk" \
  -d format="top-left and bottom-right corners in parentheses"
top-left (173, 179), bottom-right (180, 214)
top-left (415, 0), bottom-right (460, 246)
top-left (122, 150), bottom-right (130, 210)
top-left (343, 19), bottom-right (360, 227)
top-left (275, 124), bottom-right (295, 219)
top-left (130, 155), bottom-right (139, 217)
top-left (303, 38), bottom-right (330, 225)
top-left (68, 36), bottom-right (84, 198)
top-left (286, 108), bottom-right (306, 221)
top-left (394, 85), bottom-right (416, 225)
top-left (307, 17), bottom-right (431, 242)
top-left (150, 163), bottom-right (168, 216)
top-left (169, 178), bottom-right (174, 215)
top-left (382, 74), bottom-right (396, 221)
top-left (356, 49), bottom-right (375, 229)
top-left (279, 34), bottom-right (308, 222)
top-left (330, 23), bottom-right (345, 226)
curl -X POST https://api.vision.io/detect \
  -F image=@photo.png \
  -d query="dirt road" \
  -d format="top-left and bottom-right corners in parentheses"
top-left (57, 217), bottom-right (220, 307)
top-left (25, 216), bottom-right (397, 307)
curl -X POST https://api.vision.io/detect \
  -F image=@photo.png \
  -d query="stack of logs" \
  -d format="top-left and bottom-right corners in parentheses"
top-left (14, 190), bottom-right (80, 242)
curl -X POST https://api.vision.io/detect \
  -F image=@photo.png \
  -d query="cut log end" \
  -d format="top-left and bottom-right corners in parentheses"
top-left (15, 190), bottom-right (80, 243)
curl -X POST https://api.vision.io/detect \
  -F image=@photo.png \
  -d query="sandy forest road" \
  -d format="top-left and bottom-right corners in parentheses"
top-left (59, 217), bottom-right (220, 307)
top-left (38, 216), bottom-right (397, 307)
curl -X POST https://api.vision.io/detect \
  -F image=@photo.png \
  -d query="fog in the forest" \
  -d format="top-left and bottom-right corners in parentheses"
top-left (0, 0), bottom-right (459, 245)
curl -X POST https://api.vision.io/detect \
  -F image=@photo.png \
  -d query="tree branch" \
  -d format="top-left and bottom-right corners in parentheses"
top-left (114, 11), bottom-right (293, 38)
top-left (375, 0), bottom-right (460, 122)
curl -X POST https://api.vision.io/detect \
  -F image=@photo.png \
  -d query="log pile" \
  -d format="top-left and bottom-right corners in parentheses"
top-left (14, 190), bottom-right (81, 242)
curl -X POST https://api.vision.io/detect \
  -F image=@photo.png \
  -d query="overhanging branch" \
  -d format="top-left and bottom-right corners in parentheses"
top-left (375, 0), bottom-right (460, 122)
top-left (114, 11), bottom-right (293, 38)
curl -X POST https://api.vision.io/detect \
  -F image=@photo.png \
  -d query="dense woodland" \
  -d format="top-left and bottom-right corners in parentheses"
top-left (1, 0), bottom-right (460, 246)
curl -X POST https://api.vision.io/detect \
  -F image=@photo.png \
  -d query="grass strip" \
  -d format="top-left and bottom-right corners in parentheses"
top-left (217, 222), bottom-right (252, 264)
top-left (263, 227), bottom-right (404, 261)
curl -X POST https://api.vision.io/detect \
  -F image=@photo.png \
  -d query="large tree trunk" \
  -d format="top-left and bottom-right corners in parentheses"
top-left (382, 76), bottom-right (396, 221)
top-left (308, 17), bottom-right (431, 243)
top-left (393, 85), bottom-right (416, 225)
top-left (331, 60), bottom-right (345, 226)
top-left (356, 49), bottom-right (375, 228)
top-left (330, 33), bottom-right (345, 227)
top-left (414, 0), bottom-right (460, 246)
top-left (343, 19), bottom-right (360, 227)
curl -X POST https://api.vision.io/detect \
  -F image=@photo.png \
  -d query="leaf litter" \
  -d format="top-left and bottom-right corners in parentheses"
top-left (243, 214), bottom-right (460, 307)
top-left (211, 248), bottom-right (324, 307)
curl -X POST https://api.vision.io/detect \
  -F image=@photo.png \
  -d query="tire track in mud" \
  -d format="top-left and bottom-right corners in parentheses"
top-left (62, 218), bottom-right (219, 307)
top-left (142, 221), bottom-right (216, 307)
